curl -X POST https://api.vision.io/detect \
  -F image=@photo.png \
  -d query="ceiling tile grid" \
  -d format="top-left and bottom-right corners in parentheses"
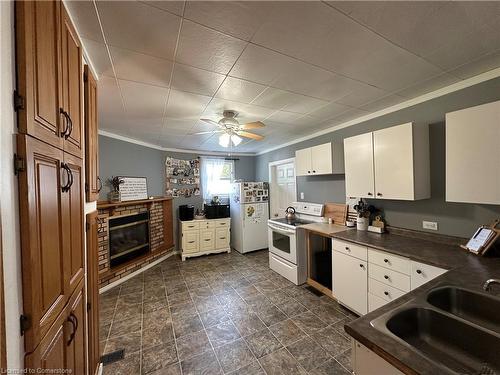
top-left (67, 0), bottom-right (500, 153)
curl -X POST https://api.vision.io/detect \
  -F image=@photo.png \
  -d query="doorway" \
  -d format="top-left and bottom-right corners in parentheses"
top-left (269, 158), bottom-right (297, 219)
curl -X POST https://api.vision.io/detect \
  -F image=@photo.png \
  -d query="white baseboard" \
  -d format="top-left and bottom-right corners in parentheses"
top-left (99, 250), bottom-right (180, 294)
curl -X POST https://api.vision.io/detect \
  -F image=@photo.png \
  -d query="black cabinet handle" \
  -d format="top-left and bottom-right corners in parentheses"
top-left (359, 264), bottom-right (364, 268)
top-left (97, 176), bottom-right (102, 193)
top-left (67, 313), bottom-right (77, 346)
top-left (384, 258), bottom-right (389, 263)
top-left (60, 108), bottom-right (69, 138)
top-left (367, 192), bottom-right (373, 196)
top-left (312, 170), bottom-right (316, 173)
top-left (416, 269), bottom-right (422, 274)
top-left (61, 163), bottom-right (71, 192)
top-left (307, 171), bottom-right (311, 174)
top-left (204, 239), bottom-right (210, 242)
top-left (188, 241), bottom-right (195, 244)
top-left (384, 291), bottom-right (389, 296)
top-left (384, 275), bottom-right (389, 280)
top-left (67, 165), bottom-right (74, 191)
top-left (377, 192), bottom-right (383, 197)
top-left (345, 247), bottom-right (350, 251)
top-left (65, 113), bottom-right (73, 140)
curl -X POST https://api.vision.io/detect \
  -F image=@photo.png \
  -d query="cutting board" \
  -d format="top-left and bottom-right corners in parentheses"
top-left (323, 203), bottom-right (348, 225)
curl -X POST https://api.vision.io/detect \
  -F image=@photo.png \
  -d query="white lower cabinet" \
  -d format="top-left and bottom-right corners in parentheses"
top-left (332, 249), bottom-right (368, 315)
top-left (353, 340), bottom-right (404, 375)
top-left (181, 219), bottom-right (231, 260)
top-left (332, 239), bottom-right (447, 315)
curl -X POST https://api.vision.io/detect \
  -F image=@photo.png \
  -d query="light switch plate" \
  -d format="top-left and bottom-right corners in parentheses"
top-left (300, 192), bottom-right (304, 199)
top-left (423, 221), bottom-right (438, 231)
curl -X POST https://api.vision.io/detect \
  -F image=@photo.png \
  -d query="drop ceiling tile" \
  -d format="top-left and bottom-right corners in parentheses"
top-left (204, 98), bottom-right (275, 123)
top-left (166, 90), bottom-right (212, 119)
top-left (447, 50), bottom-right (500, 80)
top-left (216, 77), bottom-right (267, 104)
top-left (334, 85), bottom-right (388, 107)
top-left (118, 79), bottom-right (169, 119)
top-left (330, 1), bottom-right (500, 64)
top-left (110, 47), bottom-right (173, 87)
top-left (327, 108), bottom-right (369, 126)
top-left (142, 1), bottom-right (185, 16)
top-left (176, 20), bottom-right (247, 74)
top-left (81, 38), bottom-right (113, 77)
top-left (171, 64), bottom-right (225, 96)
top-left (307, 102), bottom-right (351, 121)
top-left (359, 94), bottom-right (406, 113)
top-left (65, 1), bottom-right (104, 43)
top-left (97, 1), bottom-right (180, 59)
top-left (184, 1), bottom-right (270, 40)
top-left (252, 88), bottom-right (328, 114)
top-left (395, 73), bottom-right (461, 99)
top-left (264, 110), bottom-right (303, 124)
top-left (164, 118), bottom-right (198, 133)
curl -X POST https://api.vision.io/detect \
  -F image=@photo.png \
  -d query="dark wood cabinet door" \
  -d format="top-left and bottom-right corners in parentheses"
top-left (16, 1), bottom-right (64, 150)
top-left (163, 200), bottom-right (174, 249)
top-left (25, 304), bottom-right (68, 371)
top-left (66, 281), bottom-right (86, 375)
top-left (17, 135), bottom-right (69, 353)
top-left (86, 211), bottom-right (100, 375)
top-left (62, 153), bottom-right (85, 294)
top-left (61, 4), bottom-right (83, 158)
top-left (84, 65), bottom-right (99, 202)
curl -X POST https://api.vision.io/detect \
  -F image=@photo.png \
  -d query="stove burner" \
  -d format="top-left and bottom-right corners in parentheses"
top-left (271, 217), bottom-right (313, 227)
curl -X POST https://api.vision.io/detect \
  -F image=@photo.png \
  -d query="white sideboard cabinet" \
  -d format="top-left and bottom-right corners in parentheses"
top-left (180, 218), bottom-right (230, 261)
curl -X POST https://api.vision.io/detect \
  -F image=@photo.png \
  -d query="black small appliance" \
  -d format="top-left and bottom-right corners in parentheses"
top-left (204, 204), bottom-right (230, 219)
top-left (179, 204), bottom-right (195, 221)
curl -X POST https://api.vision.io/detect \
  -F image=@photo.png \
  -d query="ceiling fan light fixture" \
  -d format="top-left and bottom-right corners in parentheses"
top-left (219, 133), bottom-right (230, 147)
top-left (230, 134), bottom-right (242, 146)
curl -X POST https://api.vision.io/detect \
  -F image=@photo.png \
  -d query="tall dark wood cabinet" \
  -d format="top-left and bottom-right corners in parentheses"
top-left (84, 66), bottom-right (99, 202)
top-left (16, 1), bottom-right (90, 372)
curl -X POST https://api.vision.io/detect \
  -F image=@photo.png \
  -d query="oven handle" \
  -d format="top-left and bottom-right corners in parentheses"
top-left (267, 223), bottom-right (295, 235)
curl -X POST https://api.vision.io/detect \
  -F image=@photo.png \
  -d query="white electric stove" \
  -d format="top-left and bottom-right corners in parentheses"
top-left (267, 202), bottom-right (325, 285)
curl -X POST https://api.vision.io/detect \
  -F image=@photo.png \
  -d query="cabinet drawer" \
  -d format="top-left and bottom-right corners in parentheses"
top-left (183, 232), bottom-right (199, 254)
top-left (368, 293), bottom-right (388, 312)
top-left (215, 228), bottom-right (229, 249)
top-left (215, 219), bottom-right (230, 227)
top-left (368, 249), bottom-right (410, 275)
top-left (368, 263), bottom-right (410, 292)
top-left (182, 221), bottom-right (199, 231)
top-left (199, 221), bottom-right (215, 229)
top-left (200, 229), bottom-right (214, 250)
top-left (269, 253), bottom-right (299, 285)
top-left (410, 261), bottom-right (447, 290)
top-left (369, 278), bottom-right (406, 303)
top-left (332, 239), bottom-right (367, 261)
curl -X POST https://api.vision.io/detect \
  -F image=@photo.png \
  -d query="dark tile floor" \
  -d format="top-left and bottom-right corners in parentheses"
top-left (99, 250), bottom-right (357, 375)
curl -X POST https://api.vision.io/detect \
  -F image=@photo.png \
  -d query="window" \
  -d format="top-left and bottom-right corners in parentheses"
top-left (201, 158), bottom-right (234, 200)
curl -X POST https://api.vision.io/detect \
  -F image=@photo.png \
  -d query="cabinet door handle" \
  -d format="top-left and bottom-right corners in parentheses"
top-left (416, 269), bottom-right (422, 274)
top-left (65, 113), bottom-right (73, 140)
top-left (61, 163), bottom-right (71, 192)
top-left (345, 247), bottom-right (350, 252)
top-left (307, 171), bottom-right (311, 174)
top-left (67, 313), bottom-right (77, 346)
top-left (60, 108), bottom-right (69, 138)
top-left (312, 170), bottom-right (316, 173)
top-left (384, 258), bottom-right (389, 264)
top-left (377, 192), bottom-right (383, 197)
top-left (97, 176), bottom-right (102, 193)
top-left (384, 291), bottom-right (389, 296)
top-left (188, 241), bottom-right (195, 244)
top-left (204, 239), bottom-right (210, 242)
top-left (384, 275), bottom-right (389, 280)
top-left (359, 264), bottom-right (364, 269)
top-left (367, 192), bottom-right (373, 196)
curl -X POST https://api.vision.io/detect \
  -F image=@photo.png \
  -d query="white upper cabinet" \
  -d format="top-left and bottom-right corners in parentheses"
top-left (344, 133), bottom-right (375, 198)
top-left (344, 123), bottom-right (430, 200)
top-left (295, 142), bottom-right (344, 176)
top-left (446, 100), bottom-right (500, 205)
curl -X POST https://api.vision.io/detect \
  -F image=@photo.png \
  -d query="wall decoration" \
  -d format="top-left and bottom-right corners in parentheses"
top-left (118, 176), bottom-right (148, 201)
top-left (165, 157), bottom-right (201, 198)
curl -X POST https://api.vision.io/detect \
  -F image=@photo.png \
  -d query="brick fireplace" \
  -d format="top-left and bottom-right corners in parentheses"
top-left (97, 197), bottom-right (174, 288)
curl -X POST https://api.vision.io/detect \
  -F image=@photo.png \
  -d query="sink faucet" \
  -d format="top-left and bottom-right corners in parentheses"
top-left (483, 279), bottom-right (500, 291)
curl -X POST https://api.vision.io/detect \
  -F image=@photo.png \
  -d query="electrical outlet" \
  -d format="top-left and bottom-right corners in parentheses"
top-left (423, 221), bottom-right (438, 231)
top-left (300, 192), bottom-right (305, 199)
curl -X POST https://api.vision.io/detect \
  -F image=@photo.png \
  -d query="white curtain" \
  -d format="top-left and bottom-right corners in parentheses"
top-left (201, 157), bottom-right (227, 200)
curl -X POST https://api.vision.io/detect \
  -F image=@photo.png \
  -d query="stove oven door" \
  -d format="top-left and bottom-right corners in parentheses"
top-left (267, 222), bottom-right (297, 264)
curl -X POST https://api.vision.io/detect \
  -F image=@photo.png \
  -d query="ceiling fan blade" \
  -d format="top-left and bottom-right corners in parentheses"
top-left (241, 121), bottom-right (265, 130)
top-left (200, 118), bottom-right (221, 127)
top-left (189, 130), bottom-right (223, 135)
top-left (237, 131), bottom-right (264, 141)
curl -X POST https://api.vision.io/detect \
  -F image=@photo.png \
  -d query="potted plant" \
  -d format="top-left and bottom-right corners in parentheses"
top-left (353, 199), bottom-right (375, 231)
top-left (107, 176), bottom-right (124, 202)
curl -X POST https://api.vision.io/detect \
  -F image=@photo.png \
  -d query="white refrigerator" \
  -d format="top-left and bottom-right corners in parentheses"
top-left (230, 182), bottom-right (270, 254)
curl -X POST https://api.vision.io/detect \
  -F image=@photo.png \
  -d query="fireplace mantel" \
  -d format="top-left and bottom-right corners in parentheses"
top-left (97, 196), bottom-right (172, 215)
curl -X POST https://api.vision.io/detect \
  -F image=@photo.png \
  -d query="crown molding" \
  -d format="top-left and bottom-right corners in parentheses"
top-left (98, 130), bottom-right (257, 156)
top-left (256, 66), bottom-right (500, 156)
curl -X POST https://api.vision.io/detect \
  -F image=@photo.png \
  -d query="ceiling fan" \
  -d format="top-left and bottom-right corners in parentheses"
top-left (191, 110), bottom-right (265, 148)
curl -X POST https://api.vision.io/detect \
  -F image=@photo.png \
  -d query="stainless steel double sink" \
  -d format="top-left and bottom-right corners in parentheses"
top-left (371, 286), bottom-right (500, 374)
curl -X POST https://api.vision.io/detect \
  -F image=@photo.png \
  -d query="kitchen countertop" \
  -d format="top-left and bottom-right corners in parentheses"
top-left (300, 222), bottom-right (349, 236)
top-left (328, 229), bottom-right (500, 374)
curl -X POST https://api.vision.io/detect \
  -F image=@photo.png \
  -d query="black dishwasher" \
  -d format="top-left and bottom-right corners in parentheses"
top-left (308, 232), bottom-right (332, 290)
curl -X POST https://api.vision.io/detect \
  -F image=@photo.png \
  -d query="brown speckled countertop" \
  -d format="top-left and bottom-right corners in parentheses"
top-left (329, 229), bottom-right (500, 374)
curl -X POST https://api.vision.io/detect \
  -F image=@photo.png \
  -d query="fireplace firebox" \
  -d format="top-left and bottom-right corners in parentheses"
top-left (108, 211), bottom-right (150, 268)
